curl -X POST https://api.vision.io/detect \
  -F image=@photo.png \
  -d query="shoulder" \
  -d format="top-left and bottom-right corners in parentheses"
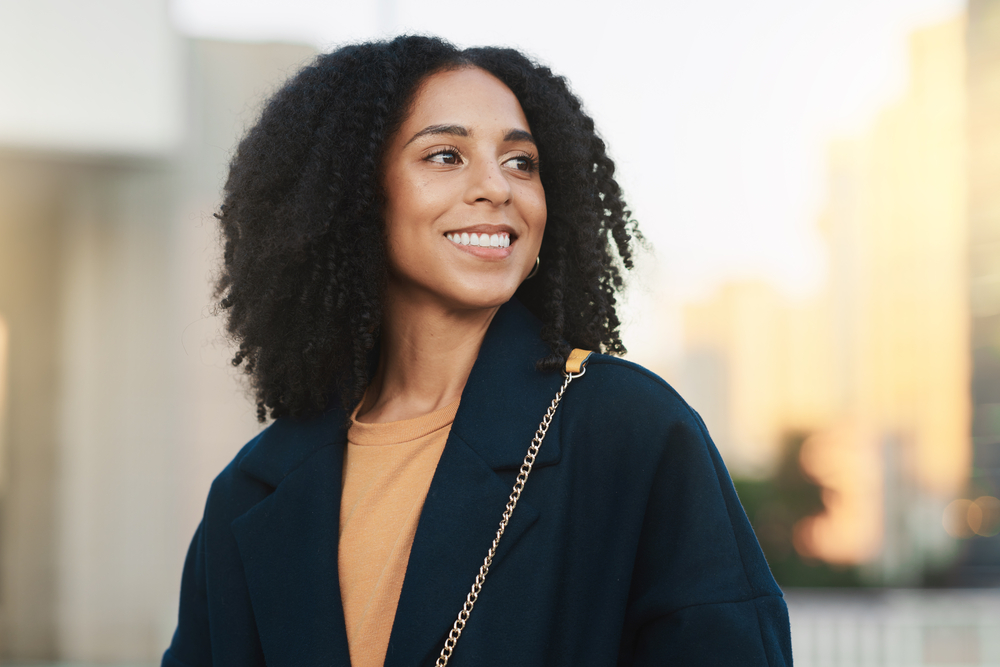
top-left (202, 405), bottom-right (346, 523)
top-left (558, 353), bottom-right (738, 515)
top-left (201, 432), bottom-right (274, 527)
top-left (567, 352), bottom-right (710, 444)
top-left (569, 355), bottom-right (785, 612)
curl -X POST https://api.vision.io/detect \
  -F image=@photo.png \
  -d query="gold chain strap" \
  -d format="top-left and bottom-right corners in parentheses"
top-left (435, 362), bottom-right (588, 667)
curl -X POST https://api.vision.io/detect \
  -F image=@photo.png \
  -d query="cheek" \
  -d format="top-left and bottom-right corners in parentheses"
top-left (382, 180), bottom-right (452, 277)
top-left (385, 176), bottom-right (454, 233)
top-left (524, 185), bottom-right (547, 238)
top-left (383, 181), bottom-right (430, 247)
top-left (535, 196), bottom-right (547, 231)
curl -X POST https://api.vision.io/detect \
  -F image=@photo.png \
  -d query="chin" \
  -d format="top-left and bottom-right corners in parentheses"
top-left (444, 281), bottom-right (520, 312)
top-left (452, 292), bottom-right (516, 312)
top-left (392, 267), bottom-right (526, 313)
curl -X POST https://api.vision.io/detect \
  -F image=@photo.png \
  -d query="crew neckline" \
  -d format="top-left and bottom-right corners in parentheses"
top-left (348, 397), bottom-right (461, 446)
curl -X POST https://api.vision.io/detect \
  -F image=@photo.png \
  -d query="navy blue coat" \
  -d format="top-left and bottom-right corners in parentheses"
top-left (163, 299), bottom-right (792, 666)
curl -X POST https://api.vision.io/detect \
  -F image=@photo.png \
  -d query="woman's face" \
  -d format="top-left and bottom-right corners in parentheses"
top-left (381, 66), bottom-right (546, 313)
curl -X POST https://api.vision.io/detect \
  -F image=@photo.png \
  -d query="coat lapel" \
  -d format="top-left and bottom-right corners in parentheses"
top-left (230, 407), bottom-right (353, 666)
top-left (385, 299), bottom-right (568, 667)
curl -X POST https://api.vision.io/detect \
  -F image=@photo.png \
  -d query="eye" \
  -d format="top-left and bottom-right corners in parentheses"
top-left (425, 148), bottom-right (463, 165)
top-left (504, 154), bottom-right (538, 173)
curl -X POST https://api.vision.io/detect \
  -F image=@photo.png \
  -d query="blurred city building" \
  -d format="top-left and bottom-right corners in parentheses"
top-left (674, 12), bottom-right (1000, 587)
top-left (0, 0), bottom-right (313, 660)
top-left (964, 0), bottom-right (1000, 586)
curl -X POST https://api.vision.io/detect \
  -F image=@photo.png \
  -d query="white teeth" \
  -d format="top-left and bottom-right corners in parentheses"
top-left (447, 232), bottom-right (512, 247)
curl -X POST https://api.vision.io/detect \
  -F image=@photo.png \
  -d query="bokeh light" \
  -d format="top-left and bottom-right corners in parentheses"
top-left (943, 496), bottom-right (1000, 538)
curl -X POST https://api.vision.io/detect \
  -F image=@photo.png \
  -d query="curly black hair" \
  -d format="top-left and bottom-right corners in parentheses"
top-left (216, 35), bottom-right (640, 422)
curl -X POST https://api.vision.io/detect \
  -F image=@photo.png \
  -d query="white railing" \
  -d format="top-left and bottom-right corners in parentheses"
top-left (787, 589), bottom-right (1000, 667)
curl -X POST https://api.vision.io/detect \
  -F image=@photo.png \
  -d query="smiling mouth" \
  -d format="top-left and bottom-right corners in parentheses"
top-left (446, 231), bottom-right (511, 248)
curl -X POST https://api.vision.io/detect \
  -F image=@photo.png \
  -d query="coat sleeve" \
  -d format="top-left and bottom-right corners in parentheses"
top-left (619, 407), bottom-right (793, 666)
top-left (162, 519), bottom-right (213, 667)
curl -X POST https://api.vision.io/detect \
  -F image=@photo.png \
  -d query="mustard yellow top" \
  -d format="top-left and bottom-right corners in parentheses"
top-left (339, 398), bottom-right (459, 667)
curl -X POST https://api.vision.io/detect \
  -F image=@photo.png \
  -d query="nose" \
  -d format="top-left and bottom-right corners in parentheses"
top-left (466, 158), bottom-right (511, 207)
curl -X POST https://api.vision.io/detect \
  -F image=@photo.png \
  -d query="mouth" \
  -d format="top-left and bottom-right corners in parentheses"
top-left (443, 225), bottom-right (517, 255)
top-left (446, 231), bottom-right (511, 248)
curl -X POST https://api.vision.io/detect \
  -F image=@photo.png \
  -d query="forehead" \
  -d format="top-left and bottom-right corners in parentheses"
top-left (401, 66), bottom-right (531, 134)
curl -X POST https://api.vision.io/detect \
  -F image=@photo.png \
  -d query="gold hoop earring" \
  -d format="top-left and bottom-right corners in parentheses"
top-left (525, 256), bottom-right (540, 280)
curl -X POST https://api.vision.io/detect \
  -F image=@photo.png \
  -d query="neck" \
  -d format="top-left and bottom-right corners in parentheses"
top-left (356, 290), bottom-right (501, 424)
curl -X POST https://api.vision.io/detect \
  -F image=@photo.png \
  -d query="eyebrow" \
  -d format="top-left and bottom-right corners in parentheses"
top-left (503, 128), bottom-right (535, 144)
top-left (404, 124), bottom-right (536, 147)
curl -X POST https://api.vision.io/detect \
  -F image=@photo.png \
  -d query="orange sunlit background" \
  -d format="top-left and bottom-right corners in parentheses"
top-left (0, 0), bottom-right (998, 664)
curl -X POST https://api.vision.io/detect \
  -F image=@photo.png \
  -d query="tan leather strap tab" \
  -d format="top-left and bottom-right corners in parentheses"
top-left (565, 348), bottom-right (594, 374)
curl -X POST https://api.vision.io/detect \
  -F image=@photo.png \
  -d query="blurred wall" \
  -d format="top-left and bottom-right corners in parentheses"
top-left (53, 155), bottom-right (181, 659)
top-left (0, 155), bottom-right (65, 656)
top-left (0, 1), bottom-right (316, 658)
top-left (0, 0), bottom-right (182, 155)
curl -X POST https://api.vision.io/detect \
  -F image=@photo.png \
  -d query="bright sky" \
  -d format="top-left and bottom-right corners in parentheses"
top-left (171, 0), bottom-right (964, 306)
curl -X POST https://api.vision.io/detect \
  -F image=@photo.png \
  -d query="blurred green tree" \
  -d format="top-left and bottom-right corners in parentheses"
top-left (733, 431), bottom-right (864, 587)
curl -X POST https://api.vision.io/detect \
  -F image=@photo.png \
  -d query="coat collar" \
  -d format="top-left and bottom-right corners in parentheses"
top-left (231, 298), bottom-right (567, 666)
top-left (450, 297), bottom-right (567, 469)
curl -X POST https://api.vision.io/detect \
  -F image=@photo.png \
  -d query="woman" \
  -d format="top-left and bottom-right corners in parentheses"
top-left (164, 36), bottom-right (792, 666)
